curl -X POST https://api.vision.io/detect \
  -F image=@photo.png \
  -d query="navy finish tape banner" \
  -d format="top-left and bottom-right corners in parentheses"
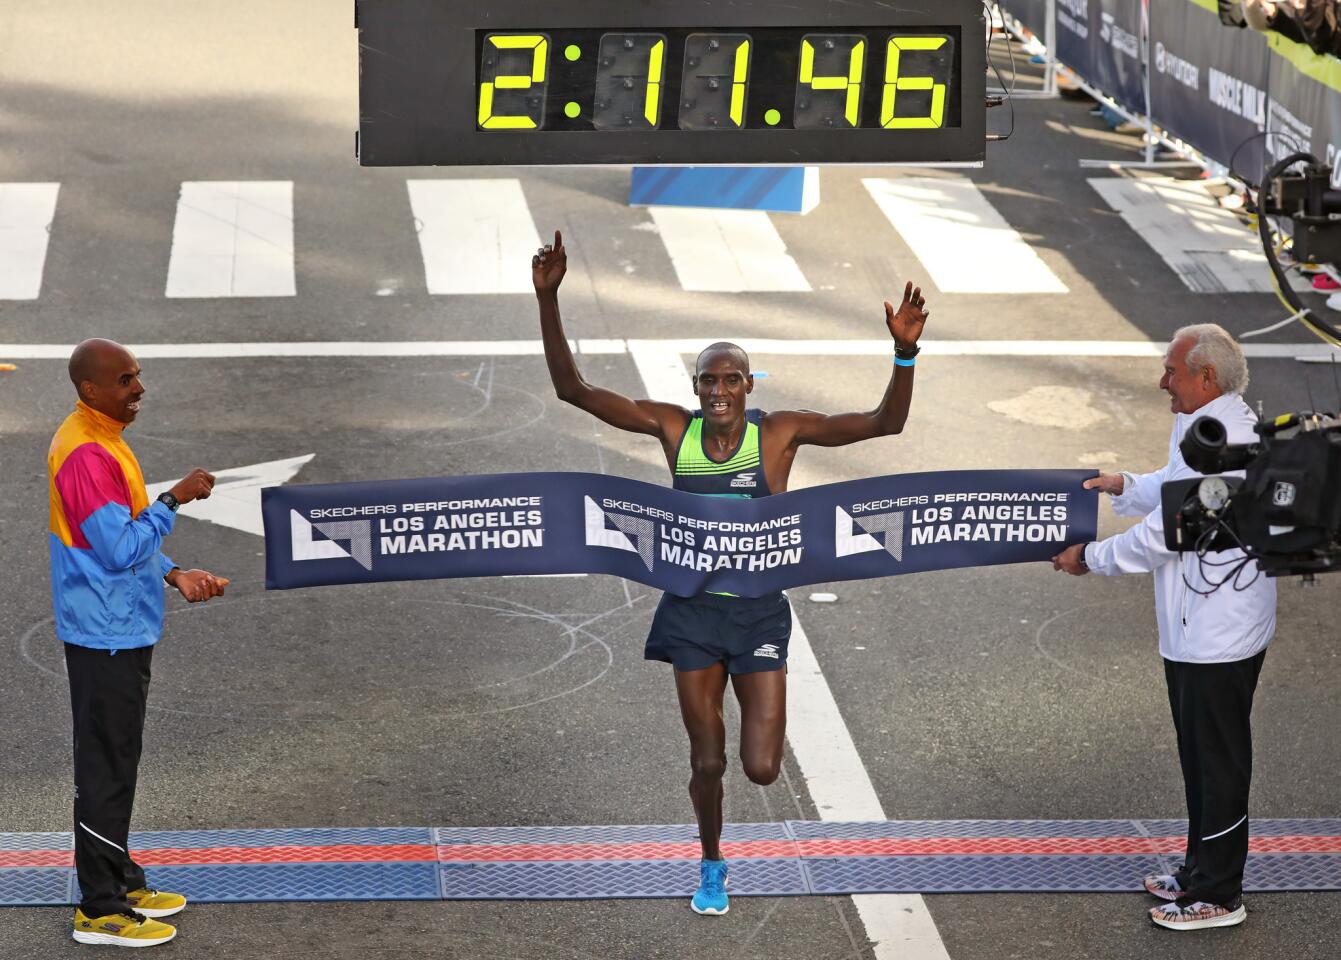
top-left (262, 470), bottom-right (1097, 597)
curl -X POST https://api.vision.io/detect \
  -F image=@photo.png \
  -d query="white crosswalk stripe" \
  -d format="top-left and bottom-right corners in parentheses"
top-left (863, 177), bottom-right (1069, 294)
top-left (0, 183), bottom-right (60, 300)
top-left (1089, 177), bottom-right (1276, 294)
top-left (1, 175), bottom-right (1113, 301)
top-left (165, 181), bottom-right (296, 298)
top-left (648, 207), bottom-right (811, 292)
top-left (406, 179), bottom-right (541, 295)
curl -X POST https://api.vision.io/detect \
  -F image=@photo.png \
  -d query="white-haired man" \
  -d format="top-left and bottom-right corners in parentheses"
top-left (1052, 324), bottom-right (1276, 931)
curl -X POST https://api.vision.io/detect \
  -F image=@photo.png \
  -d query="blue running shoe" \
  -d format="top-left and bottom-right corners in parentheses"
top-left (691, 859), bottom-right (729, 915)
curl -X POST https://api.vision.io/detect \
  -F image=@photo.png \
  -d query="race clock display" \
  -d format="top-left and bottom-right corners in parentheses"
top-left (358, 0), bottom-right (985, 166)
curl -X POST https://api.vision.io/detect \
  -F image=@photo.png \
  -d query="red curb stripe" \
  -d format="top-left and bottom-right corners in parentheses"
top-left (795, 837), bottom-right (1177, 857)
top-left (0, 851), bottom-right (73, 868)
top-left (5, 835), bottom-right (1340, 869)
top-left (135, 844), bottom-right (439, 865)
top-left (435, 840), bottom-right (801, 862)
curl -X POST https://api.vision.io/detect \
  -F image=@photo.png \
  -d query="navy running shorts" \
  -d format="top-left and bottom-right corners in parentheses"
top-left (644, 591), bottom-right (791, 675)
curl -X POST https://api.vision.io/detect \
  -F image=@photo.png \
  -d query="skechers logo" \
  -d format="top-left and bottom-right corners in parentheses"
top-left (290, 511), bottom-right (374, 570)
top-left (753, 643), bottom-right (780, 659)
top-left (835, 506), bottom-right (905, 561)
top-left (730, 472), bottom-right (757, 489)
top-left (584, 496), bottom-right (655, 571)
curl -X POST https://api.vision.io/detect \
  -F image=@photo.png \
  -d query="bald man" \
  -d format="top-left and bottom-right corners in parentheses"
top-left (49, 339), bottom-right (227, 948)
top-left (533, 231), bottom-right (928, 916)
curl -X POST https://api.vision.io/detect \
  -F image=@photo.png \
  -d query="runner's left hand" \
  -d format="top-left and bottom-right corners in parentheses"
top-left (885, 282), bottom-right (928, 350)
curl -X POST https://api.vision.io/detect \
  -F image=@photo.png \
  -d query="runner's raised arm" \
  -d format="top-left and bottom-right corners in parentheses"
top-left (763, 281), bottom-right (929, 451)
top-left (533, 230), bottom-right (688, 449)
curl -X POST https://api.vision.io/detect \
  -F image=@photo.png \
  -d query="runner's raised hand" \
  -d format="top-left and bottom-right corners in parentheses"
top-left (884, 281), bottom-right (929, 350)
top-left (532, 229), bottom-right (567, 295)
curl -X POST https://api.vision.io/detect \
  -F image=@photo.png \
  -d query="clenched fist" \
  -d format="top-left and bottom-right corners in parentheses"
top-left (169, 468), bottom-right (215, 505)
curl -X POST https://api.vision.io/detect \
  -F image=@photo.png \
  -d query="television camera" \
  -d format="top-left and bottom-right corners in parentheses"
top-left (1162, 411), bottom-right (1341, 580)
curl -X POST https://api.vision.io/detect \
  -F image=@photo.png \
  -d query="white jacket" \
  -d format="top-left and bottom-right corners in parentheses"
top-left (1083, 392), bottom-right (1276, 663)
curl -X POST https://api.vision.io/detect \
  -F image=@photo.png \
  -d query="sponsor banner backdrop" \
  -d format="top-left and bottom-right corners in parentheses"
top-left (262, 470), bottom-right (1098, 595)
top-left (1001, 0), bottom-right (1050, 35)
top-left (1266, 35), bottom-right (1341, 184)
top-left (1055, 0), bottom-right (1146, 114)
top-left (1150, 1), bottom-right (1269, 179)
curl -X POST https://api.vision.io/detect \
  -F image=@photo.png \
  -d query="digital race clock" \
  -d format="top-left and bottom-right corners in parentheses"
top-left (357, 0), bottom-right (986, 167)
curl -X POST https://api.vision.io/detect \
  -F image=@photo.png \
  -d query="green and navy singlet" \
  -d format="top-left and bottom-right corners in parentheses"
top-left (672, 409), bottom-right (772, 499)
top-left (645, 408), bottom-right (791, 673)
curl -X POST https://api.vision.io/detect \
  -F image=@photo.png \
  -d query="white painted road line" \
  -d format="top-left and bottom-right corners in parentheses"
top-left (406, 179), bottom-right (541, 295)
top-left (628, 340), bottom-right (697, 404)
top-left (0, 340), bottom-right (1333, 361)
top-left (632, 342), bottom-right (949, 960)
top-left (146, 455), bottom-right (314, 537)
top-left (648, 207), bottom-right (811, 292)
top-left (0, 183), bottom-right (60, 300)
top-left (1089, 177), bottom-right (1278, 294)
top-left (0, 340), bottom-right (586, 359)
top-left (165, 182), bottom-right (296, 298)
top-left (863, 177), bottom-right (1069, 294)
top-left (788, 615), bottom-right (951, 960)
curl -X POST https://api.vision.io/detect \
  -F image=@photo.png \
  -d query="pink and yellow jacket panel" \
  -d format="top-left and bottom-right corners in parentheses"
top-left (48, 402), bottom-right (176, 650)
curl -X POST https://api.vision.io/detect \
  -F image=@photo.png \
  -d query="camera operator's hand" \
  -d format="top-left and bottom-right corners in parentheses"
top-left (1083, 472), bottom-right (1124, 496)
top-left (1051, 543), bottom-right (1089, 576)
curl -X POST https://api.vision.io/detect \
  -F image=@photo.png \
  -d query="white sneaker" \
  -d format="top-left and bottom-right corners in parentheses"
top-left (1150, 900), bottom-right (1246, 931)
top-left (1142, 873), bottom-right (1183, 901)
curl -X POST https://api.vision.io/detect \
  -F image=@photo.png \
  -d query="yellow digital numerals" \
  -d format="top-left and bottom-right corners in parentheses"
top-left (880, 36), bottom-right (949, 129)
top-left (593, 33), bottom-right (667, 130)
top-left (796, 35), bottom-right (865, 129)
top-left (678, 33), bottom-right (751, 131)
top-left (478, 34), bottom-right (549, 130)
top-left (644, 38), bottom-right (665, 126)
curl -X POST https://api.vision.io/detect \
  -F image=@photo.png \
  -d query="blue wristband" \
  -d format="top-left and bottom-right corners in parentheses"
top-left (894, 356), bottom-right (917, 367)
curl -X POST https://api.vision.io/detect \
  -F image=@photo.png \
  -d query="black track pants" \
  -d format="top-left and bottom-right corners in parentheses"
top-left (1164, 650), bottom-right (1266, 907)
top-left (65, 643), bottom-right (153, 918)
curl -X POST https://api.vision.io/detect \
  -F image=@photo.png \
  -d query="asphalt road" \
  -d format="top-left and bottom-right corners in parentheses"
top-left (2, 4), bottom-right (1340, 959)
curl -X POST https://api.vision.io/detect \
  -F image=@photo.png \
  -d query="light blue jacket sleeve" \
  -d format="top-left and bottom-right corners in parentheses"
top-left (79, 499), bottom-right (176, 573)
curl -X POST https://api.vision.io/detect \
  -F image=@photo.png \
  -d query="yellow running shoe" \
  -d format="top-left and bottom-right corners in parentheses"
top-left (72, 909), bottom-right (176, 947)
top-left (126, 888), bottom-right (187, 918)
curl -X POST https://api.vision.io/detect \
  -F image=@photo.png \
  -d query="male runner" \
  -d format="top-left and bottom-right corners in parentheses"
top-left (533, 230), bottom-right (927, 915)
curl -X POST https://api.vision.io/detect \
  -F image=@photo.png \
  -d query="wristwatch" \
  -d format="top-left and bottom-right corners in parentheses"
top-left (1077, 544), bottom-right (1090, 572)
top-left (157, 491), bottom-right (180, 512)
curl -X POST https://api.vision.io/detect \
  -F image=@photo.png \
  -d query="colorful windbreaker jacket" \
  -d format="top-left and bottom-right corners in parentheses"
top-left (48, 402), bottom-right (176, 650)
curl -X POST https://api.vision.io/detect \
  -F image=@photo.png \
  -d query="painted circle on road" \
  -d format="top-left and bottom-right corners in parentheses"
top-left (19, 586), bottom-right (649, 723)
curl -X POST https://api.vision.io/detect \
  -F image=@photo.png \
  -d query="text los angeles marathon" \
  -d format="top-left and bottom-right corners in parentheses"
top-left (304, 488), bottom-right (1073, 562)
top-left (603, 498), bottom-right (805, 572)
top-left (855, 490), bottom-right (1074, 546)
top-left (310, 497), bottom-right (545, 553)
